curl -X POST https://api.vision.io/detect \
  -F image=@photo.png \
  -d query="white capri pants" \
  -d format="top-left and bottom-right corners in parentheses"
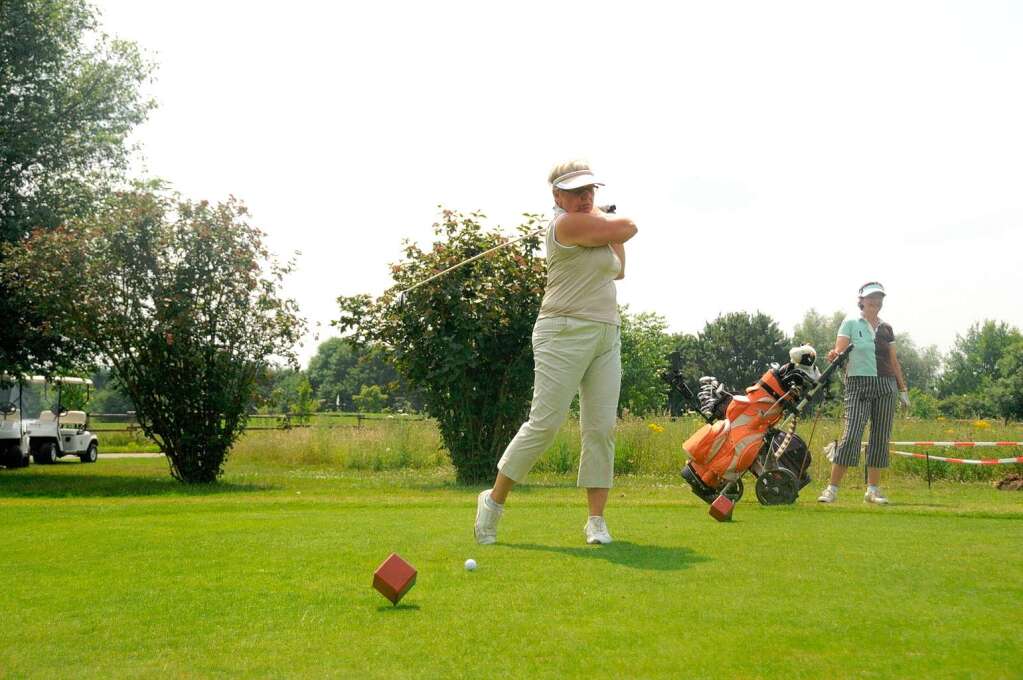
top-left (497, 315), bottom-right (622, 488)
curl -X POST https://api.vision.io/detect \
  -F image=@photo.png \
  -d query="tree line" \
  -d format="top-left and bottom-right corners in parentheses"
top-left (225, 307), bottom-right (1018, 423)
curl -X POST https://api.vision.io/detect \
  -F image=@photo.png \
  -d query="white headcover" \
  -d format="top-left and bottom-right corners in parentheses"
top-left (789, 344), bottom-right (821, 380)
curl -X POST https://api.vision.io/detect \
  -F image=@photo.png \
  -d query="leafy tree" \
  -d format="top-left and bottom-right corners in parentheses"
top-left (1, 189), bottom-right (304, 482)
top-left (939, 320), bottom-right (1022, 397)
top-left (306, 337), bottom-right (420, 411)
top-left (792, 309), bottom-right (845, 367)
top-left (336, 209), bottom-right (545, 484)
top-left (262, 369), bottom-right (318, 424)
top-left (305, 338), bottom-right (359, 409)
top-left (1, 0), bottom-right (156, 375)
top-left (87, 366), bottom-right (136, 413)
top-left (694, 311), bottom-right (791, 390)
top-left (894, 334), bottom-right (942, 394)
top-left (352, 384), bottom-right (387, 413)
top-left (992, 340), bottom-right (1023, 422)
top-left (618, 306), bottom-right (674, 416)
top-left (88, 386), bottom-right (135, 415)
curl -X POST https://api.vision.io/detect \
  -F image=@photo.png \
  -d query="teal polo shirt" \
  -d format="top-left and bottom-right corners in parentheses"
top-left (838, 316), bottom-right (882, 377)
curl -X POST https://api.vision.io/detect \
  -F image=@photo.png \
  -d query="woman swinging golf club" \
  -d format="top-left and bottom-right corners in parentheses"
top-left (474, 160), bottom-right (638, 545)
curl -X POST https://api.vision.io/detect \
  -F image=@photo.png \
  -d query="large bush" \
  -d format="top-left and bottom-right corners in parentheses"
top-left (1, 190), bottom-right (304, 482)
top-left (336, 209), bottom-right (545, 484)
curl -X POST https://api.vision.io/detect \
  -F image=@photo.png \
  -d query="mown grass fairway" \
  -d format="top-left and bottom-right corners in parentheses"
top-left (2, 458), bottom-right (1021, 679)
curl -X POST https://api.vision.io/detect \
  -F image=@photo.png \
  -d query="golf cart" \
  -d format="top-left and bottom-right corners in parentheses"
top-left (21, 376), bottom-right (99, 464)
top-left (0, 375), bottom-right (31, 468)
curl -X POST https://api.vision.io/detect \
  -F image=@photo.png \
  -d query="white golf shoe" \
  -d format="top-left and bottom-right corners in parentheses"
top-left (474, 489), bottom-right (502, 545)
top-left (864, 488), bottom-right (890, 505)
top-left (584, 516), bottom-right (613, 545)
top-left (817, 486), bottom-right (838, 503)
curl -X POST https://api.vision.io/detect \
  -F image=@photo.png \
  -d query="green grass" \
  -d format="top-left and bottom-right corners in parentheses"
top-left (1, 458), bottom-right (1021, 679)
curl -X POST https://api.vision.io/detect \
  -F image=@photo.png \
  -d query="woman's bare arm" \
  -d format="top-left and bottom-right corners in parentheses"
top-left (827, 335), bottom-right (851, 362)
top-left (556, 211), bottom-right (637, 247)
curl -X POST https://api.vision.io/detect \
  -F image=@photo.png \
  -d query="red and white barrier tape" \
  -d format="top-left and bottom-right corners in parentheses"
top-left (888, 441), bottom-right (1023, 447)
top-left (892, 450), bottom-right (1023, 465)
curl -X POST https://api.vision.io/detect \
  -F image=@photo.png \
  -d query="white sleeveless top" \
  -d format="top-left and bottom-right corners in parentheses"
top-left (537, 209), bottom-right (621, 326)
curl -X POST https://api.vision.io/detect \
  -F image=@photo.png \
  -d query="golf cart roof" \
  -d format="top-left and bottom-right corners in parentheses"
top-left (23, 376), bottom-right (94, 387)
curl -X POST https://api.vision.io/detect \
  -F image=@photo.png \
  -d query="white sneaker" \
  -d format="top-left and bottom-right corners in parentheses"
top-left (864, 489), bottom-right (890, 505)
top-left (474, 489), bottom-right (502, 545)
top-left (817, 486), bottom-right (838, 503)
top-left (584, 516), bottom-right (613, 545)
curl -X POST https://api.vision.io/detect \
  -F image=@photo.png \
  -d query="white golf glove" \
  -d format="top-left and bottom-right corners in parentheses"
top-left (899, 390), bottom-right (910, 408)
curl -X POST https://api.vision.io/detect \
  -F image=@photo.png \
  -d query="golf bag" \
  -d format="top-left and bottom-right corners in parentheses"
top-left (663, 344), bottom-right (852, 507)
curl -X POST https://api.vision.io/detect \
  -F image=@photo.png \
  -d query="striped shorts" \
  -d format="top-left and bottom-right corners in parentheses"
top-left (833, 376), bottom-right (898, 468)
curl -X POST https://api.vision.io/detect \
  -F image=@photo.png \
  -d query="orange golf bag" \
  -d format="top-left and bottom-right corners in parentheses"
top-left (662, 344), bottom-right (852, 508)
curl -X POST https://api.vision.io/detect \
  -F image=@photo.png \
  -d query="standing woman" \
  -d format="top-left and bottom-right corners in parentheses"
top-left (473, 160), bottom-right (638, 545)
top-left (818, 282), bottom-right (909, 505)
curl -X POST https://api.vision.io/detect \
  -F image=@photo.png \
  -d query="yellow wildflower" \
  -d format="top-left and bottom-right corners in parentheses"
top-left (972, 419), bottom-right (991, 429)
top-left (647, 423), bottom-right (665, 434)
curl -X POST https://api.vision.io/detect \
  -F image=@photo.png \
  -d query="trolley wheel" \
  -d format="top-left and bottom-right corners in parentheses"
top-left (721, 478), bottom-right (744, 503)
top-left (755, 468), bottom-right (799, 505)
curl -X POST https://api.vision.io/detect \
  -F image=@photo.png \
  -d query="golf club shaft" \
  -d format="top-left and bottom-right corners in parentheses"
top-left (397, 205), bottom-right (616, 300)
top-left (398, 227), bottom-right (545, 298)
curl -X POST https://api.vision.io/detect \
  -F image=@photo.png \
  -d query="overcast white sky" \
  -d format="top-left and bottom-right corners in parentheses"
top-left (96, 0), bottom-right (1022, 365)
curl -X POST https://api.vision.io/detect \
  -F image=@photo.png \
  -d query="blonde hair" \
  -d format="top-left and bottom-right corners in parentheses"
top-left (548, 159), bottom-right (592, 186)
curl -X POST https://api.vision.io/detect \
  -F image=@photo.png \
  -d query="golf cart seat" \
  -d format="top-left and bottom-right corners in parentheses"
top-left (38, 410), bottom-right (86, 426)
top-left (61, 411), bottom-right (87, 427)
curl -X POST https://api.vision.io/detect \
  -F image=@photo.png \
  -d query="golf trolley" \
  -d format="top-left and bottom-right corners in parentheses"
top-left (661, 344), bottom-right (852, 517)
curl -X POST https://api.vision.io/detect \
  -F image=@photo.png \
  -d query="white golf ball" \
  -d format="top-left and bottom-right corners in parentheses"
top-left (464, 558), bottom-right (477, 571)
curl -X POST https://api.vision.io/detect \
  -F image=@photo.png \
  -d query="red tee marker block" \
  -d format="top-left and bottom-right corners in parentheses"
top-left (709, 494), bottom-right (734, 522)
top-left (373, 553), bottom-right (417, 605)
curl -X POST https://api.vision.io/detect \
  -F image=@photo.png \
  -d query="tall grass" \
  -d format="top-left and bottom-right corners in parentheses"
top-left (229, 418), bottom-right (447, 470)
top-left (89, 411), bottom-right (1023, 482)
top-left (530, 414), bottom-right (1023, 482)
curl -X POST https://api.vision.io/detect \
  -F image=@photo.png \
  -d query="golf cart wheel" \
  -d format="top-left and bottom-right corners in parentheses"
top-left (755, 468), bottom-right (799, 506)
top-left (10, 446), bottom-right (30, 468)
top-left (721, 478), bottom-right (744, 503)
top-left (33, 442), bottom-right (57, 465)
top-left (79, 442), bottom-right (98, 464)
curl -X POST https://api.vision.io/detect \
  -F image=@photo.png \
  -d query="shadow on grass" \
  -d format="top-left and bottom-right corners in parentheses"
top-left (377, 603), bottom-right (420, 612)
top-left (504, 540), bottom-right (709, 571)
top-left (0, 470), bottom-right (272, 498)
